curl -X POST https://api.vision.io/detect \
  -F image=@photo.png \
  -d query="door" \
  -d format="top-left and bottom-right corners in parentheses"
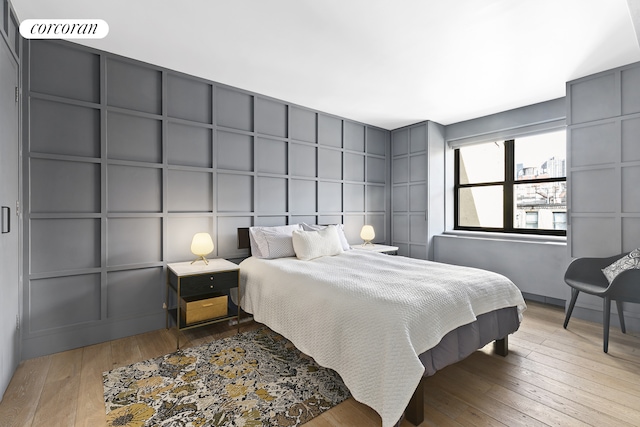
top-left (0, 38), bottom-right (20, 400)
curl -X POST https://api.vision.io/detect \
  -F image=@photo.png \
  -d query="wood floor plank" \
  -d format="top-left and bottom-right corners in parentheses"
top-left (109, 334), bottom-right (142, 369)
top-left (423, 379), bottom-right (468, 420)
top-left (420, 402), bottom-right (465, 427)
top-left (455, 407), bottom-right (509, 427)
top-left (460, 350), bottom-right (638, 427)
top-left (307, 398), bottom-right (381, 426)
top-left (1, 302), bottom-right (640, 427)
top-left (486, 382), bottom-right (591, 427)
top-left (524, 349), bottom-right (640, 396)
top-left (435, 363), bottom-right (565, 427)
top-left (505, 328), bottom-right (547, 346)
top-left (429, 365), bottom-right (547, 427)
top-left (560, 322), bottom-right (640, 356)
top-left (136, 328), bottom-right (175, 361)
top-left (31, 348), bottom-right (83, 427)
top-left (422, 384), bottom-right (500, 427)
top-left (74, 341), bottom-right (111, 427)
top-left (0, 356), bottom-right (51, 427)
top-left (503, 343), bottom-right (640, 421)
top-left (520, 328), bottom-right (640, 382)
top-left (544, 334), bottom-right (640, 372)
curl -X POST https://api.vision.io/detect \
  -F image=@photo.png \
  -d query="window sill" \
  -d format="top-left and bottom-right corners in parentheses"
top-left (441, 230), bottom-right (567, 245)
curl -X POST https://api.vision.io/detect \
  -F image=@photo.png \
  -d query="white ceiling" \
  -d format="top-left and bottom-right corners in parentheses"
top-left (12, 0), bottom-right (640, 130)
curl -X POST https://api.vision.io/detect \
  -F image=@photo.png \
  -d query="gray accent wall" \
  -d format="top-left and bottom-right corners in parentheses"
top-left (567, 62), bottom-right (640, 258)
top-left (390, 121), bottom-right (445, 259)
top-left (436, 92), bottom-right (640, 332)
top-left (564, 60), bottom-right (640, 331)
top-left (1, 0), bottom-right (20, 402)
top-left (23, 40), bottom-right (390, 359)
top-left (434, 100), bottom-right (571, 302)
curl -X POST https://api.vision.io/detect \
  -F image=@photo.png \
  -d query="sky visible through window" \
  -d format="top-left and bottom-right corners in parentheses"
top-left (515, 131), bottom-right (566, 179)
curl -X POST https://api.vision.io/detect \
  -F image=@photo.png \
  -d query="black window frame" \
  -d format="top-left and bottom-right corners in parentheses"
top-left (454, 139), bottom-right (567, 236)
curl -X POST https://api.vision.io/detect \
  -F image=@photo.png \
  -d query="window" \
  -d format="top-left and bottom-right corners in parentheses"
top-left (524, 211), bottom-right (538, 229)
top-left (455, 130), bottom-right (566, 236)
top-left (553, 212), bottom-right (567, 230)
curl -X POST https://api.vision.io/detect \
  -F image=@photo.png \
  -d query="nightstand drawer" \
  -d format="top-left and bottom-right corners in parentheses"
top-left (179, 270), bottom-right (238, 297)
top-left (180, 294), bottom-right (227, 325)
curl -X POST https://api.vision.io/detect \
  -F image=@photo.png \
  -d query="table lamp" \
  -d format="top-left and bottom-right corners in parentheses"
top-left (190, 232), bottom-right (214, 264)
top-left (360, 225), bottom-right (375, 246)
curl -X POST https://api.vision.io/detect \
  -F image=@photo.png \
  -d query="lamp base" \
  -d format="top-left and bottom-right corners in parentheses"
top-left (191, 255), bottom-right (209, 265)
top-left (362, 240), bottom-right (374, 246)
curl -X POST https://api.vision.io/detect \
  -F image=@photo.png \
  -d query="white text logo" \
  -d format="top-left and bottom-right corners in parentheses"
top-left (20, 19), bottom-right (109, 39)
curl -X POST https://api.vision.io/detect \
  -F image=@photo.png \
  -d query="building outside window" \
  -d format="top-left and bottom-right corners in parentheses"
top-left (454, 130), bottom-right (566, 236)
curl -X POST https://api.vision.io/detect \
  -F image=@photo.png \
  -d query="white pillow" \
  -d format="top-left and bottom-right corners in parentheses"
top-left (292, 225), bottom-right (344, 260)
top-left (602, 248), bottom-right (640, 284)
top-left (248, 224), bottom-right (301, 258)
top-left (301, 223), bottom-right (350, 251)
top-left (261, 229), bottom-right (297, 259)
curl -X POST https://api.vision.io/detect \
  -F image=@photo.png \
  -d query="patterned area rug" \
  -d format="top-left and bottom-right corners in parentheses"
top-left (103, 328), bottom-right (350, 426)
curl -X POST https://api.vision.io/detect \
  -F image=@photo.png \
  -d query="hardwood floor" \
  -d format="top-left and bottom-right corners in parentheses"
top-left (1, 301), bottom-right (639, 426)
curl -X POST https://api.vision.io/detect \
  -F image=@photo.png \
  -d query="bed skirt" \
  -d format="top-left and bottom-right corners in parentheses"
top-left (419, 306), bottom-right (520, 377)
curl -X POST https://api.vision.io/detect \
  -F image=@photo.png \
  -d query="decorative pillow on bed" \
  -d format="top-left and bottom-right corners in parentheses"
top-left (260, 229), bottom-right (298, 259)
top-left (292, 225), bottom-right (344, 260)
top-left (301, 223), bottom-right (350, 251)
top-left (602, 248), bottom-right (640, 284)
top-left (249, 224), bottom-right (301, 258)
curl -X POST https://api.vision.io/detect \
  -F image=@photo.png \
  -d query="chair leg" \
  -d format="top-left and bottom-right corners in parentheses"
top-left (564, 288), bottom-right (579, 329)
top-left (603, 297), bottom-right (611, 353)
top-left (616, 300), bottom-right (626, 334)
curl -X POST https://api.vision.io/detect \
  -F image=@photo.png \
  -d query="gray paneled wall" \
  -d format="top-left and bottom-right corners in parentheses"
top-left (564, 61), bottom-right (640, 331)
top-left (392, 124), bottom-right (426, 257)
top-left (23, 40), bottom-right (390, 358)
top-left (391, 121), bottom-right (445, 260)
top-left (567, 61), bottom-right (640, 257)
top-left (1, 0), bottom-right (19, 59)
top-left (1, 0), bottom-right (21, 402)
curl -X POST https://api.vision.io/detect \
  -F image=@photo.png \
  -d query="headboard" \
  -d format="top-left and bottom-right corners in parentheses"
top-left (238, 225), bottom-right (331, 254)
top-left (238, 227), bottom-right (336, 256)
top-left (237, 227), bottom-right (251, 252)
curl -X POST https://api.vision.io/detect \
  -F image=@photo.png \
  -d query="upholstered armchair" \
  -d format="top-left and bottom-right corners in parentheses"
top-left (563, 252), bottom-right (640, 353)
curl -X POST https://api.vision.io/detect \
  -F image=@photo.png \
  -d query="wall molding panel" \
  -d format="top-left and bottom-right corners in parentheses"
top-left (391, 121), bottom-right (445, 259)
top-left (23, 40), bottom-right (390, 358)
top-left (567, 61), bottom-right (640, 258)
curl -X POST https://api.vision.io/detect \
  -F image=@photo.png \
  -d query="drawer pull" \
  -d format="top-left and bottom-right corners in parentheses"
top-left (201, 303), bottom-right (214, 307)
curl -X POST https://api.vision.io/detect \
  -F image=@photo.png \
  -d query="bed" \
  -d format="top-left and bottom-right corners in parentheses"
top-left (237, 226), bottom-right (526, 426)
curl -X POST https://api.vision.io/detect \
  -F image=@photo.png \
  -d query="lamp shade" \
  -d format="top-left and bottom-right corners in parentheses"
top-left (191, 232), bottom-right (214, 256)
top-left (360, 225), bottom-right (375, 242)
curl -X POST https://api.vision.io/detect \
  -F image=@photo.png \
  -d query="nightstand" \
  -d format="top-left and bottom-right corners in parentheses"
top-left (351, 244), bottom-right (399, 255)
top-left (166, 258), bottom-right (240, 348)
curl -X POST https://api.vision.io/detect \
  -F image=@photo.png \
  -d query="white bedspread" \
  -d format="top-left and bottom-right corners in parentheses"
top-left (239, 251), bottom-right (526, 426)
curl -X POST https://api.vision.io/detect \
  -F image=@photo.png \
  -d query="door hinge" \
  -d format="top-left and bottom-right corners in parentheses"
top-left (15, 86), bottom-right (19, 103)
top-left (15, 200), bottom-right (19, 216)
top-left (16, 315), bottom-right (20, 330)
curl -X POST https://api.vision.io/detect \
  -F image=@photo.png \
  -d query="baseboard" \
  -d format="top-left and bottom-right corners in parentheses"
top-left (521, 292), bottom-right (565, 307)
top-left (22, 311), bottom-right (165, 360)
top-left (569, 304), bottom-right (640, 333)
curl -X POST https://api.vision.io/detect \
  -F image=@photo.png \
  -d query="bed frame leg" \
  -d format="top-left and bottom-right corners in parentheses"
top-left (494, 336), bottom-right (508, 357)
top-left (405, 377), bottom-right (424, 426)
